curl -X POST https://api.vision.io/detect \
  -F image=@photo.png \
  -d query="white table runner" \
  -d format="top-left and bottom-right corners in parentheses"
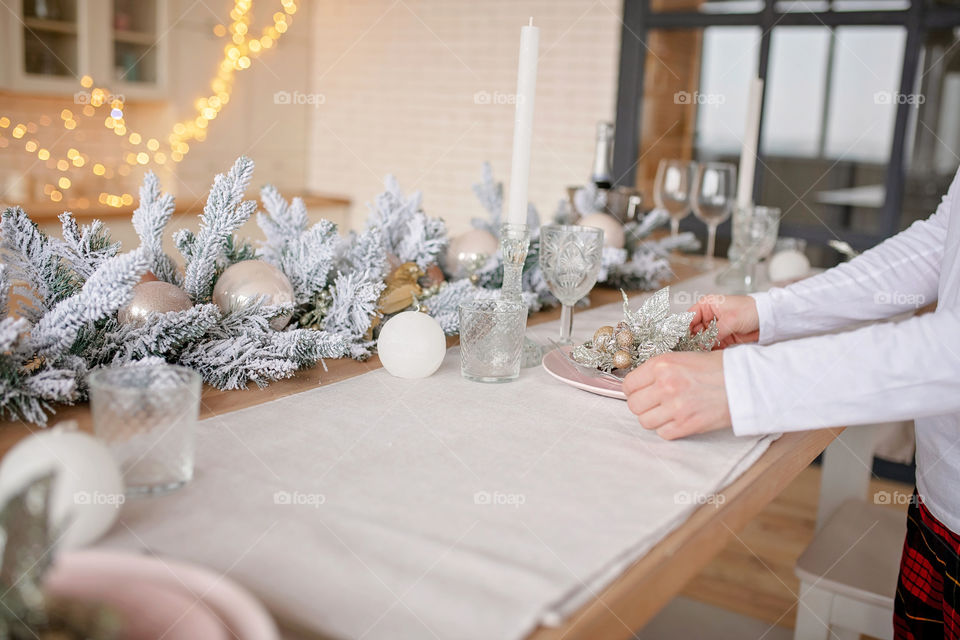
top-left (99, 271), bottom-right (778, 640)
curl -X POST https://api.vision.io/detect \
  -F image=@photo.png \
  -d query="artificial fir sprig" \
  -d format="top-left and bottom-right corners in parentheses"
top-left (132, 172), bottom-right (179, 284)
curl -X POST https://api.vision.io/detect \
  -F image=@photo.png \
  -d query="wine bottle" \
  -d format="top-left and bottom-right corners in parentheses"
top-left (590, 122), bottom-right (614, 190)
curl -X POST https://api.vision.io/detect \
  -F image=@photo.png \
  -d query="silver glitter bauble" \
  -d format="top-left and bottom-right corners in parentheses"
top-left (118, 281), bottom-right (192, 325)
top-left (445, 228), bottom-right (498, 278)
top-left (213, 260), bottom-right (294, 330)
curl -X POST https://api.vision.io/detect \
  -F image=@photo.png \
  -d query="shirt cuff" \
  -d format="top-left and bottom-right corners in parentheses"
top-left (723, 345), bottom-right (768, 437)
top-left (749, 291), bottom-right (776, 345)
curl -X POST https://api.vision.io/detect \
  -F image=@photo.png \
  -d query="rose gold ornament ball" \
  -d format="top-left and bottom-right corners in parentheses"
top-left (118, 281), bottom-right (193, 325)
top-left (213, 260), bottom-right (295, 330)
top-left (445, 228), bottom-right (499, 277)
top-left (612, 349), bottom-right (633, 370)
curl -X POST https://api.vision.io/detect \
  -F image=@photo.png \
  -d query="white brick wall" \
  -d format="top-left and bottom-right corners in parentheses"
top-left (307, 0), bottom-right (623, 233)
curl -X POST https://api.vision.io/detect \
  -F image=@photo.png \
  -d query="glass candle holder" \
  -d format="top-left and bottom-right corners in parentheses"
top-left (499, 223), bottom-right (530, 304)
top-left (458, 299), bottom-right (526, 383)
top-left (88, 363), bottom-right (202, 496)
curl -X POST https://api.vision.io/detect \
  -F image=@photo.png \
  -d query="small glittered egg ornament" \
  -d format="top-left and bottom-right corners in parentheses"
top-left (579, 212), bottom-right (626, 249)
top-left (612, 349), bottom-right (633, 370)
top-left (615, 329), bottom-right (634, 349)
top-left (377, 311), bottom-right (447, 379)
top-left (445, 229), bottom-right (499, 278)
top-left (0, 427), bottom-right (124, 549)
top-left (118, 281), bottom-right (193, 325)
top-left (213, 260), bottom-right (295, 330)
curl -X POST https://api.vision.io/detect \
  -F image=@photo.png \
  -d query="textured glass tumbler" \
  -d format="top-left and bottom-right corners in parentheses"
top-left (458, 299), bottom-right (526, 383)
top-left (88, 364), bottom-right (201, 496)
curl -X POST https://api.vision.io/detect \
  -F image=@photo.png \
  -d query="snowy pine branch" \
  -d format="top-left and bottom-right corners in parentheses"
top-left (257, 185), bottom-right (338, 305)
top-left (367, 175), bottom-right (447, 270)
top-left (87, 304), bottom-right (221, 366)
top-left (182, 157), bottom-right (256, 302)
top-left (324, 270), bottom-right (385, 358)
top-left (57, 213), bottom-right (121, 280)
top-left (0, 207), bottom-right (79, 321)
top-left (470, 162), bottom-right (502, 234)
top-left (422, 279), bottom-right (479, 334)
top-left (179, 329), bottom-right (346, 390)
top-left (257, 184), bottom-right (309, 264)
top-left (30, 248), bottom-right (148, 357)
top-left (132, 172), bottom-right (180, 284)
top-left (338, 227), bottom-right (387, 280)
top-left (0, 264), bottom-right (8, 319)
top-left (0, 317), bottom-right (28, 353)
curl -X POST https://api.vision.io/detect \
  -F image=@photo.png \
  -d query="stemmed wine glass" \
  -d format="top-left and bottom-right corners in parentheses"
top-left (731, 205), bottom-right (780, 292)
top-left (654, 159), bottom-right (694, 239)
top-left (539, 225), bottom-right (604, 345)
top-left (691, 162), bottom-right (737, 270)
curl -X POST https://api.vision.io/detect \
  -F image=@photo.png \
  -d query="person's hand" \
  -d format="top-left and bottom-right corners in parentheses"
top-left (688, 294), bottom-right (760, 349)
top-left (623, 351), bottom-right (731, 440)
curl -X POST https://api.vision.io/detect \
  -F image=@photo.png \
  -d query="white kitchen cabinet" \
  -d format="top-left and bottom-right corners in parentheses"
top-left (1, 0), bottom-right (168, 100)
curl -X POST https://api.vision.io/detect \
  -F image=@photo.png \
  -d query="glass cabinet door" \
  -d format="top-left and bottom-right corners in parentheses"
top-left (112, 0), bottom-right (159, 84)
top-left (22, 0), bottom-right (79, 77)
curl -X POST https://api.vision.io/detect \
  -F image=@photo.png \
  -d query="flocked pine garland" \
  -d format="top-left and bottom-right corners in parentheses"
top-left (0, 157), bottom-right (686, 426)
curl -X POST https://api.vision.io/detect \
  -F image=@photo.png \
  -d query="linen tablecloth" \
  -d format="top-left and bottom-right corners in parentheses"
top-left (99, 271), bottom-right (778, 639)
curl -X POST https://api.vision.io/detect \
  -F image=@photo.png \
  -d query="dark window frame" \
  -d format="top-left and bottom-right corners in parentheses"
top-left (613, 0), bottom-right (960, 250)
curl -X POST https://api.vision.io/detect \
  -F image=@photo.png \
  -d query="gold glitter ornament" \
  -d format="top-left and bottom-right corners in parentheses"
top-left (593, 326), bottom-right (615, 343)
top-left (615, 329), bottom-right (634, 348)
top-left (118, 281), bottom-right (192, 325)
top-left (612, 349), bottom-right (633, 370)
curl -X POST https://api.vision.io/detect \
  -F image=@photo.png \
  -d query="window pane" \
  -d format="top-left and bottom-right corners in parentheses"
top-left (650, 0), bottom-right (763, 13)
top-left (823, 27), bottom-right (905, 161)
top-left (762, 27), bottom-right (831, 158)
top-left (831, 0), bottom-right (909, 10)
top-left (758, 26), bottom-right (906, 241)
top-left (695, 27), bottom-right (763, 156)
top-left (774, 0), bottom-right (907, 9)
top-left (902, 27), bottom-right (960, 230)
top-left (634, 27), bottom-right (760, 199)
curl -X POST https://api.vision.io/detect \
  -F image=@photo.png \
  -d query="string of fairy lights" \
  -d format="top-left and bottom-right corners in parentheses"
top-left (0, 0), bottom-right (297, 209)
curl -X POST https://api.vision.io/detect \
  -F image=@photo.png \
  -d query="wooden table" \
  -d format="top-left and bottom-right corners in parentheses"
top-left (0, 262), bottom-right (839, 639)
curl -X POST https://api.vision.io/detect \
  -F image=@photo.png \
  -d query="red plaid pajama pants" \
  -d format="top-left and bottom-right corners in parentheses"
top-left (895, 492), bottom-right (960, 639)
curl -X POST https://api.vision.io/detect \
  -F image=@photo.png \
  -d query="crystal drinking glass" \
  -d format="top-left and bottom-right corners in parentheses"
top-left (654, 159), bottom-right (694, 239)
top-left (691, 162), bottom-right (737, 269)
top-left (88, 363), bottom-right (201, 496)
top-left (538, 224), bottom-right (605, 344)
top-left (731, 205), bottom-right (781, 292)
top-left (459, 299), bottom-right (527, 383)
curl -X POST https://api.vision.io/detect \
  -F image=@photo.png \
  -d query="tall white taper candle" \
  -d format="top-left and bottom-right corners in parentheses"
top-left (506, 18), bottom-right (540, 226)
top-left (736, 77), bottom-right (764, 212)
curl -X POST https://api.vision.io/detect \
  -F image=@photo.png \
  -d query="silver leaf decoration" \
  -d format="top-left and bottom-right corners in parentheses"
top-left (572, 286), bottom-right (719, 373)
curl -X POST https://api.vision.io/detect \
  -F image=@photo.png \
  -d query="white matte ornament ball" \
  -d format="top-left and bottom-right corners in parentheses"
top-left (377, 311), bottom-right (447, 379)
top-left (118, 281), bottom-right (193, 325)
top-left (768, 249), bottom-right (811, 282)
top-left (213, 260), bottom-right (295, 330)
top-left (445, 229), bottom-right (499, 276)
top-left (0, 428), bottom-right (124, 549)
top-left (579, 212), bottom-right (625, 249)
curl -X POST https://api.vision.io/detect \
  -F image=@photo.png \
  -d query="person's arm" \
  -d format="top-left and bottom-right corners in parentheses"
top-left (750, 175), bottom-right (955, 344)
top-left (724, 307), bottom-right (960, 436)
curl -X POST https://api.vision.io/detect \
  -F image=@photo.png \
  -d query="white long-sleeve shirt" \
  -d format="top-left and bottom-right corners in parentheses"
top-left (723, 168), bottom-right (960, 533)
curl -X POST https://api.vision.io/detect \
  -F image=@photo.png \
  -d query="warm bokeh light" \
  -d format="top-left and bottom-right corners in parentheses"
top-left (0, 0), bottom-right (298, 205)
